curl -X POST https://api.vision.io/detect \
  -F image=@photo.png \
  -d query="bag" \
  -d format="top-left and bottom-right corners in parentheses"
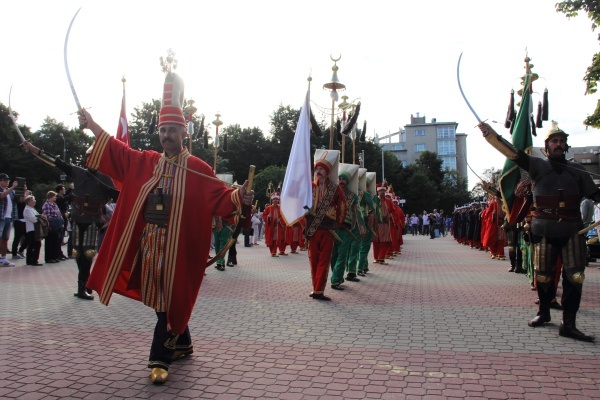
top-left (49, 217), bottom-right (64, 232)
top-left (35, 215), bottom-right (50, 241)
top-left (143, 192), bottom-right (171, 227)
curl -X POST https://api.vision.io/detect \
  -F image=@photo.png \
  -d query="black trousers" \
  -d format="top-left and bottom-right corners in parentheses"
top-left (45, 231), bottom-right (61, 262)
top-left (148, 312), bottom-right (192, 370)
top-left (11, 220), bottom-right (27, 255)
top-left (25, 231), bottom-right (40, 264)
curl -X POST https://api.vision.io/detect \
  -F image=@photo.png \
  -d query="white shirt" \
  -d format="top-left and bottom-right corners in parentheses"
top-left (24, 205), bottom-right (39, 233)
top-left (4, 193), bottom-right (13, 219)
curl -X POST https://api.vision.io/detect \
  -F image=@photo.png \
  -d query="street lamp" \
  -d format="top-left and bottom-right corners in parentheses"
top-left (59, 133), bottom-right (66, 161)
top-left (323, 55), bottom-right (345, 150)
top-left (185, 99), bottom-right (197, 155)
top-left (212, 113), bottom-right (223, 172)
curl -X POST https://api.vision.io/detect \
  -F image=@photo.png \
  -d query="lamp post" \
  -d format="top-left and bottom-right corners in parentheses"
top-left (212, 113), bottom-right (223, 172)
top-left (185, 99), bottom-right (197, 155)
top-left (323, 55), bottom-right (345, 150)
top-left (59, 133), bottom-right (66, 161)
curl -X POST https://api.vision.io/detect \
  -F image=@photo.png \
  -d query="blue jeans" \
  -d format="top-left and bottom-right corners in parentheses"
top-left (0, 217), bottom-right (12, 240)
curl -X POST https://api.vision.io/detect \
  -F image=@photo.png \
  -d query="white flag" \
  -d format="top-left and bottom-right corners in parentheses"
top-left (281, 90), bottom-right (313, 225)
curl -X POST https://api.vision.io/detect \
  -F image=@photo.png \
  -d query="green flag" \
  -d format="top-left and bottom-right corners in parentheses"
top-left (499, 74), bottom-right (533, 224)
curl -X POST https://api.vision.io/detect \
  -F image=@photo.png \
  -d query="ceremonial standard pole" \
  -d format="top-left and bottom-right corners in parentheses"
top-left (212, 113), bottom-right (223, 172)
top-left (323, 55), bottom-right (345, 150)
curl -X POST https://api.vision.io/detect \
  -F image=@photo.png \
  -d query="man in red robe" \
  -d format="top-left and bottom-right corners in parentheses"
top-left (262, 193), bottom-right (288, 256)
top-left (305, 149), bottom-right (346, 300)
top-left (79, 71), bottom-right (253, 384)
top-left (372, 184), bottom-right (393, 264)
top-left (286, 218), bottom-right (306, 254)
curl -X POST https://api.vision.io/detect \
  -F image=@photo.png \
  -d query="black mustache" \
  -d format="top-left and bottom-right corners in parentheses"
top-left (162, 138), bottom-right (174, 143)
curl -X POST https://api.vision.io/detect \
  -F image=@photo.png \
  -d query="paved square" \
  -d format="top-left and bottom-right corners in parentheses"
top-left (1, 234), bottom-right (599, 399)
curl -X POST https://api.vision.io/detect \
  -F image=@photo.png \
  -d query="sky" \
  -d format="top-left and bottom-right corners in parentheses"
top-left (2, 0), bottom-right (599, 189)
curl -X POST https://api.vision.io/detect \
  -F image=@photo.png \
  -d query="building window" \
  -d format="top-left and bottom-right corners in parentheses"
top-left (437, 126), bottom-right (455, 139)
top-left (441, 156), bottom-right (457, 170)
top-left (415, 144), bottom-right (426, 152)
top-left (414, 129), bottom-right (425, 136)
top-left (582, 158), bottom-right (591, 164)
top-left (437, 140), bottom-right (456, 155)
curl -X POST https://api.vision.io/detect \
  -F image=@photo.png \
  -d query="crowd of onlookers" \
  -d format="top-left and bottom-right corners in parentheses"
top-left (406, 209), bottom-right (452, 239)
top-left (0, 173), bottom-right (115, 267)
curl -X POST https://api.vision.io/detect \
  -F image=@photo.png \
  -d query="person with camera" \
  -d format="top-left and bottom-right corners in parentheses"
top-left (0, 173), bottom-right (21, 266)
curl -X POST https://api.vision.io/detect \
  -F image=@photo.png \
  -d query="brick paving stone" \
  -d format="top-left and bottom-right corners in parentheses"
top-left (2, 236), bottom-right (600, 398)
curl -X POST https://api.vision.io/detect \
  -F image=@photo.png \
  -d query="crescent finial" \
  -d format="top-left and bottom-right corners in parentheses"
top-left (330, 53), bottom-right (341, 63)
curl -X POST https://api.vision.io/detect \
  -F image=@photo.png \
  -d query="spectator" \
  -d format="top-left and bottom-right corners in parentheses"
top-left (422, 211), bottom-right (430, 236)
top-left (11, 189), bottom-right (31, 259)
top-left (251, 208), bottom-right (260, 245)
top-left (42, 191), bottom-right (63, 263)
top-left (23, 195), bottom-right (43, 266)
top-left (409, 213), bottom-right (419, 236)
top-left (0, 173), bottom-right (19, 266)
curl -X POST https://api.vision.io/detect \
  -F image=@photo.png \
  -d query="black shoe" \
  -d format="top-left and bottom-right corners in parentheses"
top-left (226, 261), bottom-right (234, 267)
top-left (549, 301), bottom-right (563, 310)
top-left (74, 291), bottom-right (94, 300)
top-left (508, 267), bottom-right (515, 272)
top-left (331, 284), bottom-right (344, 290)
top-left (58, 256), bottom-right (68, 261)
top-left (357, 271), bottom-right (366, 277)
top-left (46, 260), bottom-right (59, 264)
top-left (346, 275), bottom-right (360, 282)
top-left (559, 323), bottom-right (595, 342)
top-left (215, 264), bottom-right (225, 271)
top-left (312, 294), bottom-right (331, 301)
top-left (528, 313), bottom-right (551, 327)
top-left (27, 263), bottom-right (43, 266)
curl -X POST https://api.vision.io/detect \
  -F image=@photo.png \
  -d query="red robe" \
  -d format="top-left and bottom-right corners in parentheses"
top-left (86, 131), bottom-right (247, 334)
top-left (285, 218), bottom-right (306, 250)
top-left (262, 203), bottom-right (286, 252)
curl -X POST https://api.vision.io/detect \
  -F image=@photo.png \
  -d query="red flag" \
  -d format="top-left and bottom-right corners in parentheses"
top-left (116, 79), bottom-right (129, 146)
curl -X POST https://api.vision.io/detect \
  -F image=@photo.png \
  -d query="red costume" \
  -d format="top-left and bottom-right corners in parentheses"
top-left (372, 189), bottom-right (393, 263)
top-left (482, 198), bottom-right (507, 259)
top-left (263, 199), bottom-right (287, 256)
top-left (286, 218), bottom-right (306, 253)
top-left (87, 131), bottom-right (247, 334)
top-left (307, 179), bottom-right (346, 295)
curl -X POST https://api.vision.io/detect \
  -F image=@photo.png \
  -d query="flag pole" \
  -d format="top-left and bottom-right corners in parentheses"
top-left (212, 113), bottom-right (223, 172)
top-left (323, 55), bottom-right (345, 150)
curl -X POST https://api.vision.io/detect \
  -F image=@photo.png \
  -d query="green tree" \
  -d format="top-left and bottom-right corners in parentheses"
top-left (129, 100), bottom-right (162, 151)
top-left (267, 104), bottom-right (301, 167)
top-left (220, 124), bottom-right (269, 183)
top-left (253, 165), bottom-right (287, 211)
top-left (403, 170), bottom-right (440, 213)
top-left (438, 170), bottom-right (471, 213)
top-left (556, 1), bottom-right (600, 127)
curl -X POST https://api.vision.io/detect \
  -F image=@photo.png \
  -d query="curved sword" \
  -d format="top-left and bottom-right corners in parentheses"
top-left (8, 87), bottom-right (57, 167)
top-left (7, 86), bottom-right (26, 143)
top-left (64, 8), bottom-right (83, 114)
top-left (457, 52), bottom-right (482, 123)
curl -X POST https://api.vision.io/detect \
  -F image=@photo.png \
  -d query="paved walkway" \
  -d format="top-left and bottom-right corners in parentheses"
top-left (1, 234), bottom-right (599, 399)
